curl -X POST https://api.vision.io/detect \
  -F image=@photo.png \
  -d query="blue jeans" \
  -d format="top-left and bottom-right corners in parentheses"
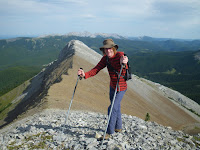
top-left (107, 86), bottom-right (127, 134)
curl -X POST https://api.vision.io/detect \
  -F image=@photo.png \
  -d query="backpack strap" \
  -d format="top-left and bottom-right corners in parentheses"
top-left (106, 56), bottom-right (119, 75)
top-left (106, 56), bottom-right (125, 78)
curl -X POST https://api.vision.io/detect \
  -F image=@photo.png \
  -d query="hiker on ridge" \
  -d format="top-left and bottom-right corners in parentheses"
top-left (77, 39), bottom-right (129, 140)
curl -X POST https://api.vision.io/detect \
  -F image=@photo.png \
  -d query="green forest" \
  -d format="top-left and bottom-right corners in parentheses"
top-left (129, 51), bottom-right (200, 104)
top-left (0, 66), bottom-right (41, 96)
top-left (0, 36), bottom-right (200, 105)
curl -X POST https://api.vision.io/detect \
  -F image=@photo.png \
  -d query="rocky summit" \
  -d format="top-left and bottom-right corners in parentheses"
top-left (0, 109), bottom-right (200, 150)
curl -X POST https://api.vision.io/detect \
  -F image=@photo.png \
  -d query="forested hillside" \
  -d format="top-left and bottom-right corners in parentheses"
top-left (129, 51), bottom-right (200, 104)
top-left (0, 66), bottom-right (40, 96)
top-left (0, 36), bottom-right (200, 104)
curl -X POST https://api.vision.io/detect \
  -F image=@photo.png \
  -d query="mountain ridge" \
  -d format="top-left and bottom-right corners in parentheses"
top-left (2, 31), bottom-right (199, 41)
top-left (0, 40), bottom-right (199, 136)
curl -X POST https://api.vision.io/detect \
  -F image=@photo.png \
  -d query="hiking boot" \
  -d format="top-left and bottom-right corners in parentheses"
top-left (115, 129), bottom-right (122, 133)
top-left (99, 134), bottom-right (110, 141)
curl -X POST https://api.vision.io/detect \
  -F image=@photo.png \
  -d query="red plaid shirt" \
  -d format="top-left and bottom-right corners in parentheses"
top-left (85, 52), bottom-right (127, 91)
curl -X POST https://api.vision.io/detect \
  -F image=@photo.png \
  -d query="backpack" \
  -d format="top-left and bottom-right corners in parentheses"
top-left (106, 54), bottom-right (132, 81)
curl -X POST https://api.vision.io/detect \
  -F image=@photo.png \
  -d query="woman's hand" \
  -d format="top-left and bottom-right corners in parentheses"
top-left (120, 55), bottom-right (128, 65)
top-left (77, 68), bottom-right (85, 78)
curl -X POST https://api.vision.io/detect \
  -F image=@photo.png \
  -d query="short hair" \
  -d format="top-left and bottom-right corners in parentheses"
top-left (102, 47), bottom-right (117, 55)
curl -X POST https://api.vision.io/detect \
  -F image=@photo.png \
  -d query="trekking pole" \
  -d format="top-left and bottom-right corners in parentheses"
top-left (62, 68), bottom-right (83, 132)
top-left (100, 64), bottom-right (124, 149)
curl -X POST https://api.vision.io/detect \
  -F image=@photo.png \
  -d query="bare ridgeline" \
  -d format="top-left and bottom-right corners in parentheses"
top-left (0, 40), bottom-right (200, 149)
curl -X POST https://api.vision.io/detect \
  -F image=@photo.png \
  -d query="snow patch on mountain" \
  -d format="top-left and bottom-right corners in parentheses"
top-left (66, 31), bottom-right (125, 39)
top-left (37, 31), bottom-right (125, 39)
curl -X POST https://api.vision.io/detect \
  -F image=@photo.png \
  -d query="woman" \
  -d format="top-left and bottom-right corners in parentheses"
top-left (77, 39), bottom-right (128, 139)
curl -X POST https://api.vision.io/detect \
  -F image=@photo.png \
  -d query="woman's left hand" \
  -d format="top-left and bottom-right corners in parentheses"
top-left (120, 55), bottom-right (128, 65)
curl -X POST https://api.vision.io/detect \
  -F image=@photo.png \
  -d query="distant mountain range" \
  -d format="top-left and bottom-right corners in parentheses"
top-left (1, 33), bottom-right (200, 54)
top-left (1, 31), bottom-right (199, 41)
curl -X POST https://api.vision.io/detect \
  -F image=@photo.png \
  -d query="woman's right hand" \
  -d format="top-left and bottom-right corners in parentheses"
top-left (77, 68), bottom-right (85, 78)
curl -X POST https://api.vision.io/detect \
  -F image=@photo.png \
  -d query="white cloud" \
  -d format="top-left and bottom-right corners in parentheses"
top-left (0, 0), bottom-right (87, 16)
top-left (0, 0), bottom-right (49, 15)
top-left (81, 14), bottom-right (96, 19)
top-left (0, 0), bottom-right (200, 38)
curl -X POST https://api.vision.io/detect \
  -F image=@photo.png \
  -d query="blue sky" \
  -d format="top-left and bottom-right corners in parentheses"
top-left (0, 0), bottom-right (200, 39)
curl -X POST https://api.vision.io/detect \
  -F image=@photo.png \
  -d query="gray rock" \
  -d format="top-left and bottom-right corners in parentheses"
top-left (0, 109), bottom-right (199, 150)
top-left (86, 141), bottom-right (98, 149)
top-left (85, 138), bottom-right (97, 145)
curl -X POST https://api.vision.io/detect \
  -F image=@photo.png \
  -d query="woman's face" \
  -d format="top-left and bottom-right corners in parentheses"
top-left (104, 48), bottom-right (114, 58)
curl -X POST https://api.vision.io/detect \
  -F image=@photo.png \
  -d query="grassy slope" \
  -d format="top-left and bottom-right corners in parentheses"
top-left (0, 80), bottom-right (30, 120)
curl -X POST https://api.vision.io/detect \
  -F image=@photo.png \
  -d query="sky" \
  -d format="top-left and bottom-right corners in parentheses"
top-left (0, 0), bottom-right (200, 39)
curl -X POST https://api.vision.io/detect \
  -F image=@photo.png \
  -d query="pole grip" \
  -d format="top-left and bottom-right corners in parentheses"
top-left (122, 53), bottom-right (127, 67)
top-left (78, 68), bottom-right (83, 80)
